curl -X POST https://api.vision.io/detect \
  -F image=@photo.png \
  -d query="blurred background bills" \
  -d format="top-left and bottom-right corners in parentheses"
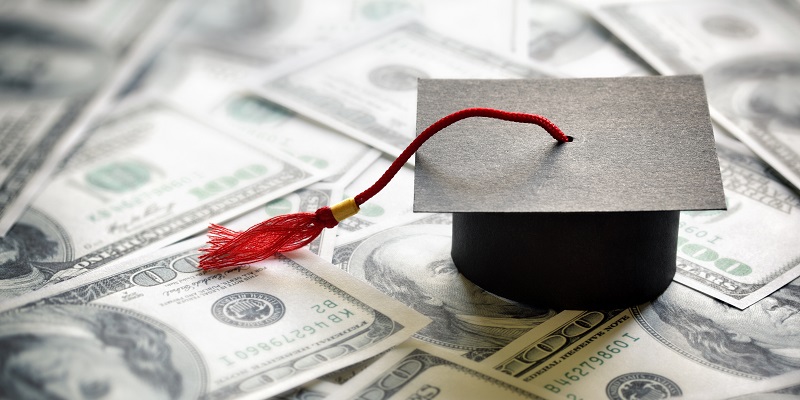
top-left (0, 0), bottom-right (181, 235)
top-left (1, 0), bottom-right (800, 398)
top-left (591, 0), bottom-right (800, 191)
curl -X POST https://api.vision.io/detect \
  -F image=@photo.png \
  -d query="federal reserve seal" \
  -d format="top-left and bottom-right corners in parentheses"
top-left (368, 65), bottom-right (429, 91)
top-left (606, 372), bottom-right (682, 400)
top-left (212, 292), bottom-right (286, 328)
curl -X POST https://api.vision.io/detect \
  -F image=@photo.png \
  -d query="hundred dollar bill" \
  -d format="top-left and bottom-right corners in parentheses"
top-left (336, 156), bottom-right (414, 236)
top-left (133, 45), bottom-right (382, 182)
top-left (0, 0), bottom-right (181, 236)
top-left (674, 134), bottom-right (800, 308)
top-left (332, 213), bottom-right (557, 361)
top-left (484, 279), bottom-right (800, 399)
top-left (256, 21), bottom-right (557, 160)
top-left (0, 238), bottom-right (430, 400)
top-left (176, 0), bottom-right (519, 64)
top-left (514, 0), bottom-right (652, 77)
top-left (0, 98), bottom-right (324, 301)
top-left (593, 0), bottom-right (800, 191)
top-left (328, 340), bottom-right (550, 400)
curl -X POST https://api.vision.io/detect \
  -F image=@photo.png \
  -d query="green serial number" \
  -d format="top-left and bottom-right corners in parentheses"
top-left (544, 332), bottom-right (640, 398)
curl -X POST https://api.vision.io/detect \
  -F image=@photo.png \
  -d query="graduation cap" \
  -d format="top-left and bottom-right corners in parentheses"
top-left (198, 75), bottom-right (724, 310)
top-left (414, 77), bottom-right (725, 309)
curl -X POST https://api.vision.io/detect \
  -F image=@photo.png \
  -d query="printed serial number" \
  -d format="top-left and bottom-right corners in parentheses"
top-left (218, 299), bottom-right (355, 367)
top-left (544, 332), bottom-right (640, 398)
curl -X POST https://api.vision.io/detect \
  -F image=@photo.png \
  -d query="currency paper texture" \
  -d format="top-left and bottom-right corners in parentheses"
top-left (257, 21), bottom-right (556, 160)
top-left (333, 213), bottom-right (557, 361)
top-left (142, 46), bottom-right (380, 183)
top-left (593, 0), bottom-right (800, 191)
top-left (0, 99), bottom-right (323, 300)
top-left (0, 0), bottom-right (179, 235)
top-left (328, 341), bottom-right (549, 400)
top-left (485, 279), bottom-right (800, 399)
top-left (0, 239), bottom-right (430, 400)
top-left (674, 135), bottom-right (800, 308)
top-left (179, 0), bottom-right (520, 65)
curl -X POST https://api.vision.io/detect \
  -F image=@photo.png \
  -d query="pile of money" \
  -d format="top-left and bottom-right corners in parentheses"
top-left (1, 0), bottom-right (799, 398)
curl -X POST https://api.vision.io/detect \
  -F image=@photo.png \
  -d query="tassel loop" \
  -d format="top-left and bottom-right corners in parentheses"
top-left (315, 207), bottom-right (339, 228)
top-left (199, 107), bottom-right (568, 270)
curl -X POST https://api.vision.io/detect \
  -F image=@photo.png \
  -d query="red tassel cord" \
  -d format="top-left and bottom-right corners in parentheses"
top-left (198, 107), bottom-right (569, 270)
top-left (201, 208), bottom-right (338, 269)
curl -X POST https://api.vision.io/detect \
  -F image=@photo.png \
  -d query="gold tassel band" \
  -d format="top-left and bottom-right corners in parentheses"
top-left (330, 198), bottom-right (360, 222)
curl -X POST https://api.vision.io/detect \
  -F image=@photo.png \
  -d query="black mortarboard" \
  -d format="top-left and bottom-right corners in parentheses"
top-left (414, 77), bottom-right (726, 310)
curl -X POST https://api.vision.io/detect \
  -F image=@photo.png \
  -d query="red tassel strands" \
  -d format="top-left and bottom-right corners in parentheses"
top-left (198, 107), bottom-right (569, 270)
top-left (200, 210), bottom-right (338, 269)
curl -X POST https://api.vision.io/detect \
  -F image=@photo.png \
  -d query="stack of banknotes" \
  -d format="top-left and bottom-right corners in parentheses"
top-left (1, 0), bottom-right (799, 398)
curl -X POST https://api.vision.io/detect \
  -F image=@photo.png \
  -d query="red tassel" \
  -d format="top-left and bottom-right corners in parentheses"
top-left (198, 107), bottom-right (567, 270)
top-left (198, 207), bottom-right (338, 270)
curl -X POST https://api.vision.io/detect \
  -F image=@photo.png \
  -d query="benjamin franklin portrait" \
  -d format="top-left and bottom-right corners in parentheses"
top-left (0, 210), bottom-right (75, 300)
top-left (637, 279), bottom-right (800, 378)
top-left (0, 305), bottom-right (204, 399)
top-left (345, 224), bottom-right (555, 355)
